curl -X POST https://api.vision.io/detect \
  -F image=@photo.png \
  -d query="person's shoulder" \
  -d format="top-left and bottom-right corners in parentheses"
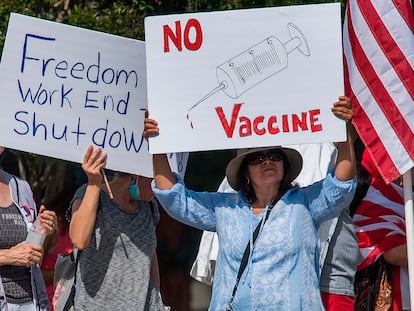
top-left (7, 172), bottom-right (33, 193)
top-left (146, 199), bottom-right (160, 224)
top-left (73, 183), bottom-right (90, 198)
top-left (219, 191), bottom-right (246, 207)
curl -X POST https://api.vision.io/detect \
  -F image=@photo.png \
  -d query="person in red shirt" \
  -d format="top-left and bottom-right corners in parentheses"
top-left (40, 190), bottom-right (74, 310)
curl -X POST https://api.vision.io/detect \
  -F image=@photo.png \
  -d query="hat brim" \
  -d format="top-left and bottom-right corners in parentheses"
top-left (225, 146), bottom-right (303, 191)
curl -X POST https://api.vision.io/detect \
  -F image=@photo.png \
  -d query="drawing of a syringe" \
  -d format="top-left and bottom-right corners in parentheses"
top-left (186, 22), bottom-right (311, 128)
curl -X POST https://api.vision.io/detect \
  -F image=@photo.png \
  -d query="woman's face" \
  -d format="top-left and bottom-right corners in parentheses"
top-left (245, 149), bottom-right (285, 188)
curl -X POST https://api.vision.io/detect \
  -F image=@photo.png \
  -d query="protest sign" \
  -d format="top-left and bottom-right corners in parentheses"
top-left (0, 13), bottom-right (186, 176)
top-left (145, 3), bottom-right (345, 154)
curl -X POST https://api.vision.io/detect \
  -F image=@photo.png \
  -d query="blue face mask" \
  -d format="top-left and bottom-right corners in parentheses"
top-left (128, 183), bottom-right (141, 201)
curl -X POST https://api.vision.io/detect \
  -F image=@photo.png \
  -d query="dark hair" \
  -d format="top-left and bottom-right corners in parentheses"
top-left (113, 171), bottom-right (132, 178)
top-left (349, 163), bottom-right (372, 217)
top-left (0, 148), bottom-right (6, 164)
top-left (237, 151), bottom-right (294, 204)
top-left (103, 170), bottom-right (132, 180)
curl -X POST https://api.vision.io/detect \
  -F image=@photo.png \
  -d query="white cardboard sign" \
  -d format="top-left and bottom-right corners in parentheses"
top-left (145, 3), bottom-right (345, 154)
top-left (0, 13), bottom-right (187, 177)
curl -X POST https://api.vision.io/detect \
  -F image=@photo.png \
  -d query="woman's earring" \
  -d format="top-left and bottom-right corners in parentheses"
top-left (247, 177), bottom-right (250, 185)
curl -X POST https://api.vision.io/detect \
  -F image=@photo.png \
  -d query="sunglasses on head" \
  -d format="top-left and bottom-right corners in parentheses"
top-left (245, 149), bottom-right (285, 165)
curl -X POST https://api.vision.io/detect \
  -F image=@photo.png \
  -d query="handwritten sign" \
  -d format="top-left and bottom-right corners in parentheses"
top-left (145, 3), bottom-right (345, 154)
top-left (0, 13), bottom-right (189, 177)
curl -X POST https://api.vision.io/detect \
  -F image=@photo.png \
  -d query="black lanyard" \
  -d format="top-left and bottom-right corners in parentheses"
top-left (226, 200), bottom-right (275, 311)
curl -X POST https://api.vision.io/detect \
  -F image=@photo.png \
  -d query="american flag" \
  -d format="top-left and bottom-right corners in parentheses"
top-left (353, 175), bottom-right (410, 310)
top-left (343, 0), bottom-right (414, 184)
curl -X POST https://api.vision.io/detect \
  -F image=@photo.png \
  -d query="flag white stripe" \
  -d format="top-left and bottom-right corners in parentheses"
top-left (364, 186), bottom-right (406, 216)
top-left (349, 1), bottom-right (414, 135)
top-left (344, 4), bottom-right (414, 174)
top-left (352, 214), bottom-right (369, 222)
top-left (359, 246), bottom-right (376, 260)
top-left (381, 215), bottom-right (407, 227)
top-left (372, 0), bottom-right (414, 69)
top-left (343, 41), bottom-right (410, 173)
top-left (355, 221), bottom-right (406, 236)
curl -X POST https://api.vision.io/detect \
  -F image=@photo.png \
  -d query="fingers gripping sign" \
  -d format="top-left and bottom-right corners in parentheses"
top-left (82, 145), bottom-right (108, 184)
top-left (143, 109), bottom-right (160, 141)
top-left (331, 96), bottom-right (353, 123)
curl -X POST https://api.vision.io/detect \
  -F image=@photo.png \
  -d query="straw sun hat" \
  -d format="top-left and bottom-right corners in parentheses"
top-left (225, 146), bottom-right (303, 191)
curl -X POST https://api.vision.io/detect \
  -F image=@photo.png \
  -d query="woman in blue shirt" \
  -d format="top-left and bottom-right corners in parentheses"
top-left (144, 96), bottom-right (357, 311)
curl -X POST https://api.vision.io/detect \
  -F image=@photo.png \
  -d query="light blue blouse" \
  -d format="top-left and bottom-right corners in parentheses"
top-left (153, 171), bottom-right (356, 311)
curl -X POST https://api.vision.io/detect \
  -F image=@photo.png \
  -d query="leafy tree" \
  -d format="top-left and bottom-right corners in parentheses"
top-left (0, 1), bottom-right (361, 309)
top-left (0, 0), bottom-right (348, 200)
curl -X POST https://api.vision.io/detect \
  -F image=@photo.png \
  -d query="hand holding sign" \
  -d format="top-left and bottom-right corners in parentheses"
top-left (0, 13), bottom-right (151, 175)
top-left (145, 4), bottom-right (345, 154)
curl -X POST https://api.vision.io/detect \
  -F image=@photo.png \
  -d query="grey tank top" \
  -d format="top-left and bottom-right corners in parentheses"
top-left (70, 184), bottom-right (164, 311)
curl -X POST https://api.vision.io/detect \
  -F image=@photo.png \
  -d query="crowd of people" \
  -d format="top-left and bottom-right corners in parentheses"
top-left (0, 94), bottom-right (411, 311)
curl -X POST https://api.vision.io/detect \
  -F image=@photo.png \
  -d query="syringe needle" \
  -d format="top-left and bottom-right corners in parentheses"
top-left (187, 82), bottom-right (226, 113)
top-left (186, 82), bottom-right (226, 129)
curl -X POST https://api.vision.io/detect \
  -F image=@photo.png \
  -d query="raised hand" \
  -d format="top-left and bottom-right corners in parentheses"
top-left (332, 96), bottom-right (353, 122)
top-left (143, 109), bottom-right (159, 141)
top-left (82, 145), bottom-right (107, 185)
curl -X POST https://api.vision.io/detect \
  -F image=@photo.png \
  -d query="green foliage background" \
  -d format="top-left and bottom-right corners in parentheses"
top-left (0, 0), bottom-right (347, 200)
top-left (0, 0), bottom-right (346, 57)
top-left (0, 3), bottom-right (410, 308)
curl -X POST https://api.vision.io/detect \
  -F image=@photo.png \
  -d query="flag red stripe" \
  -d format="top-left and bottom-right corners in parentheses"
top-left (344, 74), bottom-right (401, 183)
top-left (344, 1), bottom-right (414, 182)
top-left (355, 218), bottom-right (406, 232)
top-left (356, 247), bottom-right (382, 270)
top-left (354, 200), bottom-right (404, 218)
top-left (358, 0), bottom-right (414, 101)
top-left (346, 5), bottom-right (414, 151)
top-left (393, 0), bottom-right (414, 33)
top-left (356, 229), bottom-right (405, 247)
top-left (344, 57), bottom-right (398, 182)
top-left (370, 178), bottom-right (405, 204)
top-left (353, 178), bottom-right (408, 272)
top-left (391, 265), bottom-right (402, 310)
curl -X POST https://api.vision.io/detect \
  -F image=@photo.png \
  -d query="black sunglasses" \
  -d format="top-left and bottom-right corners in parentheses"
top-left (245, 149), bottom-right (285, 165)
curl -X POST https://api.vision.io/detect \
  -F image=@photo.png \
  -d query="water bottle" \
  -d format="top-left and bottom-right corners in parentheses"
top-left (25, 217), bottom-right (46, 245)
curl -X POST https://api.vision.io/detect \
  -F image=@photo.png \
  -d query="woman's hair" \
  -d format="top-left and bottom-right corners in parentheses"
top-left (104, 170), bottom-right (132, 180)
top-left (113, 171), bottom-right (131, 178)
top-left (349, 163), bottom-right (372, 217)
top-left (237, 151), bottom-right (294, 204)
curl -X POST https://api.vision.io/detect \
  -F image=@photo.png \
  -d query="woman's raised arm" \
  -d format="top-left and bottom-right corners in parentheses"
top-left (143, 110), bottom-right (177, 190)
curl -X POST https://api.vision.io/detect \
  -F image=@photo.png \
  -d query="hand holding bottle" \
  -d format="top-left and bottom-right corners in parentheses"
top-left (4, 242), bottom-right (43, 266)
top-left (25, 205), bottom-right (57, 246)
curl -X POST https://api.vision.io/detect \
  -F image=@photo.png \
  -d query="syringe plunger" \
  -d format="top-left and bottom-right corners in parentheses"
top-left (188, 22), bottom-right (310, 114)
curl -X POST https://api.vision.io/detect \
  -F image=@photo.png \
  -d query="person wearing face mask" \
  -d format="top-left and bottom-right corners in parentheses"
top-left (67, 145), bottom-right (165, 311)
